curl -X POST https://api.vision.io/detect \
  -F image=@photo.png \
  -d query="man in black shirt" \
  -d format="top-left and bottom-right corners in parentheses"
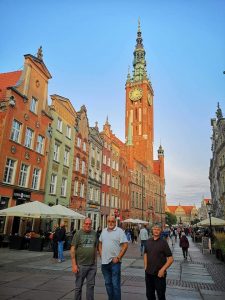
top-left (144, 223), bottom-right (174, 300)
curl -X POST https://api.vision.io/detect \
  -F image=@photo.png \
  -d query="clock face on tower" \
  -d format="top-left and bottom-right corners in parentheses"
top-left (129, 87), bottom-right (143, 101)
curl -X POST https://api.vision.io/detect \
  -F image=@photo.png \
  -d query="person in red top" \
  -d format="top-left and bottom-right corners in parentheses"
top-left (179, 232), bottom-right (189, 259)
top-left (144, 223), bottom-right (174, 300)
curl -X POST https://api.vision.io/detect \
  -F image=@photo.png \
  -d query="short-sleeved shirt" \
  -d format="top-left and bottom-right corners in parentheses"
top-left (144, 237), bottom-right (172, 275)
top-left (71, 229), bottom-right (97, 266)
top-left (99, 227), bottom-right (128, 264)
top-left (139, 228), bottom-right (149, 241)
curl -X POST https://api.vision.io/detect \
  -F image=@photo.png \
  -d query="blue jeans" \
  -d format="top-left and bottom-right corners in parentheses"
top-left (58, 241), bottom-right (64, 261)
top-left (140, 240), bottom-right (147, 255)
top-left (101, 262), bottom-right (121, 300)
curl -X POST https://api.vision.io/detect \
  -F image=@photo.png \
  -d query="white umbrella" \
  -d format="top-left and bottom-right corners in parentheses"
top-left (50, 204), bottom-right (85, 219)
top-left (133, 219), bottom-right (149, 224)
top-left (122, 218), bottom-right (135, 223)
top-left (196, 216), bottom-right (225, 227)
top-left (0, 201), bottom-right (59, 219)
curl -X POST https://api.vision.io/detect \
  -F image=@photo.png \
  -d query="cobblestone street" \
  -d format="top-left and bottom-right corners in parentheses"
top-left (0, 237), bottom-right (225, 299)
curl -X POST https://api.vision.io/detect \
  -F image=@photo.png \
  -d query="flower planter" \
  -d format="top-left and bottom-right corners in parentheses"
top-left (215, 249), bottom-right (223, 261)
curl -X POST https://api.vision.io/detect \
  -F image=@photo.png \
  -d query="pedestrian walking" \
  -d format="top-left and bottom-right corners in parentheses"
top-left (98, 216), bottom-right (128, 300)
top-left (133, 226), bottom-right (138, 244)
top-left (144, 223), bottom-right (174, 300)
top-left (51, 224), bottom-right (59, 261)
top-left (139, 224), bottom-right (149, 256)
top-left (70, 217), bottom-right (97, 300)
top-left (179, 232), bottom-right (189, 259)
top-left (56, 221), bottom-right (66, 263)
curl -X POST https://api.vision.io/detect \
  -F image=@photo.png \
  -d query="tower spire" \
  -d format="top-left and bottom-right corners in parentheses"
top-left (216, 102), bottom-right (223, 120)
top-left (132, 19), bottom-right (147, 82)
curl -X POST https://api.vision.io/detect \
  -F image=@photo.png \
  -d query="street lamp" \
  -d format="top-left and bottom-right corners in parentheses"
top-left (141, 171), bottom-right (145, 220)
top-left (206, 202), bottom-right (212, 237)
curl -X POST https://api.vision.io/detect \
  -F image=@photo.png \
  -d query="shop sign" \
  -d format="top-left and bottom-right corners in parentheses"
top-left (13, 189), bottom-right (31, 201)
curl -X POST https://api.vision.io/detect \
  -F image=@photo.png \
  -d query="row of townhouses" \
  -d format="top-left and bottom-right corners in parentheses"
top-left (0, 23), bottom-right (166, 235)
top-left (209, 103), bottom-right (225, 219)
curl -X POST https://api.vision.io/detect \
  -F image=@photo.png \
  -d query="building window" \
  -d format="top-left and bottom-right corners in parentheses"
top-left (89, 187), bottom-right (93, 201)
top-left (112, 160), bottom-right (115, 169)
top-left (116, 162), bottom-right (119, 171)
top-left (19, 163), bottom-right (29, 187)
top-left (102, 172), bottom-right (106, 184)
top-left (32, 168), bottom-right (41, 190)
top-left (50, 174), bottom-right (57, 194)
top-left (53, 143), bottom-right (60, 161)
top-left (107, 174), bottom-right (110, 186)
top-left (73, 180), bottom-right (79, 196)
top-left (30, 97), bottom-right (38, 113)
top-left (10, 120), bottom-right (22, 143)
top-left (24, 128), bottom-right (34, 149)
top-left (57, 118), bottom-right (63, 132)
top-left (102, 192), bottom-right (105, 206)
top-left (36, 135), bottom-right (45, 154)
top-left (61, 177), bottom-right (67, 197)
top-left (107, 158), bottom-right (110, 167)
top-left (111, 176), bottom-right (115, 188)
top-left (3, 158), bottom-right (16, 184)
top-left (103, 155), bottom-right (106, 164)
top-left (64, 149), bottom-right (70, 166)
top-left (80, 183), bottom-right (84, 198)
top-left (77, 137), bottom-right (81, 147)
top-left (66, 125), bottom-right (71, 138)
top-left (83, 142), bottom-right (86, 152)
top-left (106, 194), bottom-right (109, 207)
top-left (75, 157), bottom-right (80, 171)
top-left (81, 160), bottom-right (85, 174)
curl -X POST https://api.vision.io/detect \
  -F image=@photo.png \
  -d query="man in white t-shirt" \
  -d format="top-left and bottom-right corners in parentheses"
top-left (99, 216), bottom-right (128, 300)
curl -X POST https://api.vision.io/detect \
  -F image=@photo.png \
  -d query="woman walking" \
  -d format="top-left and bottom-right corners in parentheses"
top-left (180, 232), bottom-right (189, 259)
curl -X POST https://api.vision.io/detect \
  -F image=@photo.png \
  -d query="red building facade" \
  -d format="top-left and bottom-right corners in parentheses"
top-left (0, 48), bottom-right (52, 234)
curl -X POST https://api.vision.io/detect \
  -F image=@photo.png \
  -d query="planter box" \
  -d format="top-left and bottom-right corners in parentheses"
top-left (9, 235), bottom-right (24, 250)
top-left (215, 249), bottom-right (223, 261)
top-left (29, 238), bottom-right (44, 251)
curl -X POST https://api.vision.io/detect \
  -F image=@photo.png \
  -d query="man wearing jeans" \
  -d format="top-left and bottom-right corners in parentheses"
top-left (70, 218), bottom-right (97, 300)
top-left (99, 216), bottom-right (128, 300)
top-left (57, 221), bottom-right (66, 262)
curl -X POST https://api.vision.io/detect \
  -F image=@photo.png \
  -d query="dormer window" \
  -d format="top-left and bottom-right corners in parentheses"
top-left (30, 97), bottom-right (38, 113)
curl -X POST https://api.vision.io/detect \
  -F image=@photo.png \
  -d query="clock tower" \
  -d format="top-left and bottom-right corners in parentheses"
top-left (125, 20), bottom-right (154, 169)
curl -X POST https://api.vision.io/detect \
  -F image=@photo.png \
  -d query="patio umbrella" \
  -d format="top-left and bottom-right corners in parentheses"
top-left (196, 217), bottom-right (225, 227)
top-left (50, 204), bottom-right (85, 220)
top-left (133, 219), bottom-right (149, 224)
top-left (122, 218), bottom-right (135, 223)
top-left (0, 201), bottom-right (59, 219)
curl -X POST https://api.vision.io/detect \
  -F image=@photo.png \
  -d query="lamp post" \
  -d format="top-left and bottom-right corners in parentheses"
top-left (206, 202), bottom-right (212, 237)
top-left (142, 172), bottom-right (144, 220)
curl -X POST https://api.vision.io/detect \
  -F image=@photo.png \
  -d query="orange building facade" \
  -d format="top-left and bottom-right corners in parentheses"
top-left (0, 48), bottom-right (52, 234)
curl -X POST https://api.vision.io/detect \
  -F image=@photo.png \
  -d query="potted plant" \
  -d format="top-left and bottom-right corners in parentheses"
top-left (214, 232), bottom-right (225, 262)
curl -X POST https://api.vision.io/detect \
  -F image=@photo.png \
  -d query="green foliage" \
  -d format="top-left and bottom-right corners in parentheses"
top-left (165, 212), bottom-right (177, 226)
top-left (191, 218), bottom-right (200, 225)
top-left (213, 232), bottom-right (225, 254)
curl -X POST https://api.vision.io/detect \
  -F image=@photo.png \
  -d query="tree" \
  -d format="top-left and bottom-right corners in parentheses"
top-left (191, 218), bottom-right (200, 225)
top-left (165, 212), bottom-right (177, 226)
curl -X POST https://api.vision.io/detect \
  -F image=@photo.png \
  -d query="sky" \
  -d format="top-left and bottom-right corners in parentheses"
top-left (1, 0), bottom-right (225, 207)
